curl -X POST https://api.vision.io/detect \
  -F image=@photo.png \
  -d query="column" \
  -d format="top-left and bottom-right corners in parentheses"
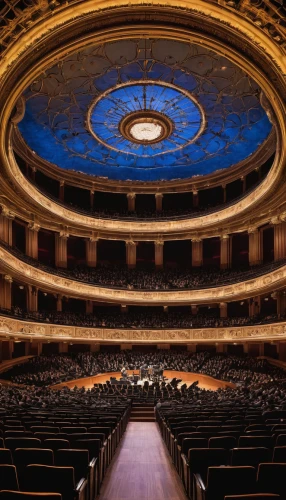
top-left (0, 275), bottom-right (12, 310)
top-left (248, 227), bottom-right (262, 266)
top-left (220, 234), bottom-right (231, 269)
top-left (86, 300), bottom-right (93, 314)
top-left (56, 294), bottom-right (63, 312)
top-left (55, 231), bottom-right (68, 268)
top-left (192, 189), bottom-right (199, 207)
top-left (155, 240), bottom-right (164, 268)
top-left (127, 192), bottom-right (136, 212)
top-left (241, 176), bottom-right (246, 193)
top-left (26, 223), bottom-right (40, 259)
top-left (155, 193), bottom-right (163, 212)
top-left (249, 296), bottom-right (261, 316)
top-left (192, 238), bottom-right (203, 267)
top-left (90, 190), bottom-right (94, 209)
top-left (243, 343), bottom-right (249, 354)
top-left (59, 180), bottom-right (65, 202)
top-left (86, 237), bottom-right (98, 267)
top-left (126, 240), bottom-right (136, 269)
top-left (26, 285), bottom-right (38, 312)
top-left (219, 302), bottom-right (228, 318)
top-left (274, 221), bottom-right (286, 260)
top-left (0, 209), bottom-right (14, 245)
top-left (191, 305), bottom-right (198, 315)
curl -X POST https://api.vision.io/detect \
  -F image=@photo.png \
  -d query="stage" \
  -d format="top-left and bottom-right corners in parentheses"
top-left (51, 370), bottom-right (234, 391)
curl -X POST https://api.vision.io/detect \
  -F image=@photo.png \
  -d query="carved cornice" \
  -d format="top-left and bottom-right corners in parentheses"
top-left (1, 314), bottom-right (286, 343)
top-left (1, 244), bottom-right (286, 305)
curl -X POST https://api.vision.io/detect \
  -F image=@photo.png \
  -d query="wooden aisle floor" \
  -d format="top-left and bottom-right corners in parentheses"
top-left (98, 422), bottom-right (188, 500)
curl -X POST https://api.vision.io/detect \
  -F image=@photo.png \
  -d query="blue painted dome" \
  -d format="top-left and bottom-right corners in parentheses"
top-left (18, 39), bottom-right (272, 182)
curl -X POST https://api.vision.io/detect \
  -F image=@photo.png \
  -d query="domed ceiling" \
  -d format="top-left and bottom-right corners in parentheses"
top-left (17, 38), bottom-right (272, 182)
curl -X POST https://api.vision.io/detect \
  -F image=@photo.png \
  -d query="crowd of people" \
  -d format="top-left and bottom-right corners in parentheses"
top-left (1, 350), bottom-right (286, 413)
top-left (3, 350), bottom-right (285, 388)
top-left (4, 239), bottom-right (285, 291)
top-left (6, 306), bottom-right (282, 329)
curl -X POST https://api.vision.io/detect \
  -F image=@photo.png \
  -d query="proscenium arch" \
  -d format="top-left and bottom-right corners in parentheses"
top-left (0, 4), bottom-right (285, 237)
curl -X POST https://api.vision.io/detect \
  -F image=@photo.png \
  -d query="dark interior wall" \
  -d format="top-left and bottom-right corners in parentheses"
top-left (13, 342), bottom-right (26, 358)
top-left (35, 170), bottom-right (59, 198)
top-left (62, 298), bottom-right (85, 313)
top-left (227, 344), bottom-right (244, 356)
top-left (42, 342), bottom-right (59, 355)
top-left (164, 240), bottom-right (192, 268)
top-left (136, 241), bottom-right (154, 268)
top-left (228, 300), bottom-right (249, 317)
top-left (232, 232), bottom-right (249, 267)
top-left (38, 291), bottom-right (57, 311)
top-left (97, 240), bottom-right (126, 265)
top-left (264, 342), bottom-right (278, 359)
top-left (162, 192), bottom-right (192, 211)
top-left (67, 237), bottom-right (86, 268)
top-left (203, 237), bottom-right (220, 267)
top-left (38, 230), bottom-right (55, 266)
top-left (260, 295), bottom-right (277, 315)
top-left (136, 194), bottom-right (156, 212)
top-left (64, 185), bottom-right (90, 210)
top-left (226, 179), bottom-right (243, 202)
top-left (12, 282), bottom-right (26, 309)
top-left (263, 227), bottom-right (274, 263)
top-left (12, 220), bottom-right (26, 253)
top-left (93, 192), bottom-right (127, 211)
top-left (199, 187), bottom-right (223, 207)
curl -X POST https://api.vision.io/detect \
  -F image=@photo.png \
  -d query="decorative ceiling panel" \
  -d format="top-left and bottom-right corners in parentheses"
top-left (18, 38), bottom-right (272, 182)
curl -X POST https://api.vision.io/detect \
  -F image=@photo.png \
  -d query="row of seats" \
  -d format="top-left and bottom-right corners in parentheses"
top-left (0, 404), bottom-right (131, 499)
top-left (157, 406), bottom-right (286, 499)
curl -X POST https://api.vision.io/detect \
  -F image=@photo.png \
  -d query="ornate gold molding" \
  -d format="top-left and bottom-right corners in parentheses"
top-left (1, 314), bottom-right (286, 343)
top-left (1, 244), bottom-right (286, 305)
top-left (0, 3), bottom-right (285, 239)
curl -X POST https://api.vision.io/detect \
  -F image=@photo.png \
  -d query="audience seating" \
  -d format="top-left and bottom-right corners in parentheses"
top-left (0, 464), bottom-right (19, 491)
top-left (194, 465), bottom-right (257, 500)
top-left (24, 464), bottom-right (87, 500)
top-left (256, 463), bottom-right (286, 498)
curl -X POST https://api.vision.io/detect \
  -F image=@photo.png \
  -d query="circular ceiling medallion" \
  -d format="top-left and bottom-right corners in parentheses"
top-left (119, 110), bottom-right (173, 144)
top-left (87, 81), bottom-right (204, 156)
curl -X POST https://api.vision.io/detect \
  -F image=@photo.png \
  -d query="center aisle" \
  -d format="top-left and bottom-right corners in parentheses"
top-left (98, 422), bottom-right (188, 500)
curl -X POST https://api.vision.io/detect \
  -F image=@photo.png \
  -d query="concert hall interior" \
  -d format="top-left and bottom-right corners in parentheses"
top-left (0, 0), bottom-right (286, 499)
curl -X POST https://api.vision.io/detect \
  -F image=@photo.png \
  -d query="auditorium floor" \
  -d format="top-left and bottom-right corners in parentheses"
top-left (98, 422), bottom-right (188, 500)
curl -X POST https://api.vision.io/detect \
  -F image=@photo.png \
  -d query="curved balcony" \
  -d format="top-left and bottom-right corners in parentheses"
top-left (1, 241), bottom-right (286, 305)
top-left (0, 309), bottom-right (286, 344)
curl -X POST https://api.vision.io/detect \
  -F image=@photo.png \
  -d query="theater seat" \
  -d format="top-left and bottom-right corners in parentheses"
top-left (231, 448), bottom-right (272, 469)
top-left (257, 463), bottom-right (286, 498)
top-left (0, 447), bottom-right (13, 464)
top-left (0, 493), bottom-right (62, 499)
top-left (43, 439), bottom-right (70, 451)
top-left (24, 464), bottom-right (87, 500)
top-left (0, 464), bottom-right (19, 491)
top-left (195, 466), bottom-right (257, 500)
